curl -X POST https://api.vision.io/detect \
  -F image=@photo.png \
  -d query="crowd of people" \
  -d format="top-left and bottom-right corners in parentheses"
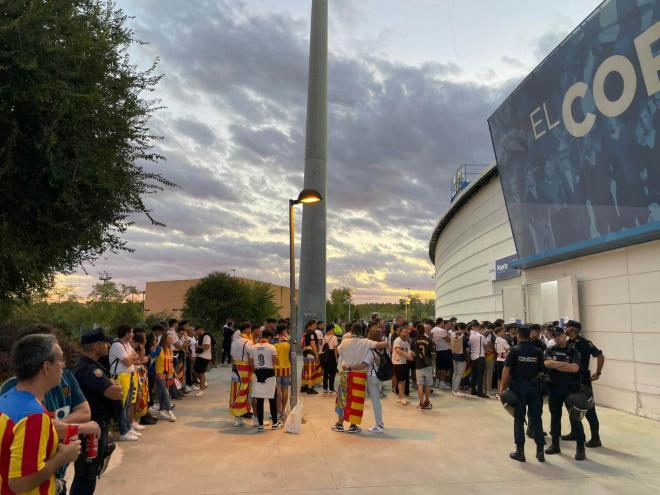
top-left (0, 319), bottom-right (214, 494)
top-left (0, 313), bottom-right (605, 494)
top-left (224, 312), bottom-right (605, 461)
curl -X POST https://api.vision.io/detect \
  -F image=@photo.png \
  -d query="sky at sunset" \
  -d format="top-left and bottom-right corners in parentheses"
top-left (61, 0), bottom-right (600, 303)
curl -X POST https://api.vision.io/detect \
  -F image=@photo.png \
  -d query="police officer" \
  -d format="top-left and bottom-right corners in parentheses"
top-left (499, 325), bottom-right (545, 463)
top-left (544, 326), bottom-right (586, 461)
top-left (71, 328), bottom-right (123, 495)
top-left (564, 320), bottom-right (604, 448)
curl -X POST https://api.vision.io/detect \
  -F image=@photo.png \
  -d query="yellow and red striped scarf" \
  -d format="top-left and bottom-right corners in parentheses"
top-left (230, 361), bottom-right (252, 417)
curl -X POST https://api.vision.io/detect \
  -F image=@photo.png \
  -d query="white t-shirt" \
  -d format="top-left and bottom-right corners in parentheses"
top-left (250, 342), bottom-right (277, 369)
top-left (337, 338), bottom-right (378, 370)
top-left (363, 348), bottom-right (379, 377)
top-left (198, 334), bottom-right (212, 360)
top-left (187, 335), bottom-right (197, 358)
top-left (231, 335), bottom-right (253, 362)
top-left (323, 334), bottom-right (338, 350)
top-left (469, 331), bottom-right (486, 360)
top-left (495, 336), bottom-right (510, 361)
top-left (109, 341), bottom-right (135, 375)
top-left (392, 337), bottom-right (411, 365)
top-left (431, 326), bottom-right (450, 351)
top-left (315, 329), bottom-right (324, 344)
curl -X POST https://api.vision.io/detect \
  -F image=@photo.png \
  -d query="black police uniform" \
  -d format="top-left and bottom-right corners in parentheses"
top-left (504, 341), bottom-right (545, 449)
top-left (71, 354), bottom-right (118, 494)
top-left (569, 335), bottom-right (601, 439)
top-left (544, 344), bottom-right (585, 446)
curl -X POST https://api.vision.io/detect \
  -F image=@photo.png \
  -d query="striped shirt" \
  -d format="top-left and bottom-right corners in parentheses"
top-left (272, 337), bottom-right (292, 377)
top-left (0, 388), bottom-right (59, 495)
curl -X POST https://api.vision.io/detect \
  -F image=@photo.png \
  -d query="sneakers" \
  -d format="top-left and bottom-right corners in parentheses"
top-left (322, 390), bottom-right (328, 395)
top-left (148, 406), bottom-right (159, 416)
top-left (257, 425), bottom-right (265, 432)
top-left (192, 385), bottom-right (200, 391)
top-left (184, 386), bottom-right (193, 393)
top-left (452, 390), bottom-right (461, 396)
top-left (119, 431), bottom-right (140, 442)
top-left (131, 421), bottom-right (146, 431)
top-left (423, 401), bottom-right (433, 410)
top-left (233, 417), bottom-right (244, 427)
top-left (140, 415), bottom-right (158, 425)
top-left (307, 388), bottom-right (319, 395)
top-left (347, 424), bottom-right (361, 433)
top-left (575, 446), bottom-right (587, 461)
top-left (195, 390), bottom-right (205, 397)
top-left (331, 423), bottom-right (344, 432)
top-left (368, 425), bottom-right (385, 433)
top-left (158, 410), bottom-right (171, 421)
top-left (271, 422), bottom-right (284, 430)
top-left (130, 429), bottom-right (142, 437)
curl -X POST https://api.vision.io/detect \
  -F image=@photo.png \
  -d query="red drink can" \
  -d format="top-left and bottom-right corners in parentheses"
top-left (63, 425), bottom-right (79, 445)
top-left (85, 434), bottom-right (98, 459)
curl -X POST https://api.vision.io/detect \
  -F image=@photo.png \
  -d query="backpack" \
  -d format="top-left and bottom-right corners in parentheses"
top-left (375, 349), bottom-right (393, 381)
top-left (208, 333), bottom-right (217, 353)
top-left (450, 334), bottom-right (464, 355)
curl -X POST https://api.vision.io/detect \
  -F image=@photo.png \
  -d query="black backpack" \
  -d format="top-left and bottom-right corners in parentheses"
top-left (375, 349), bottom-right (393, 381)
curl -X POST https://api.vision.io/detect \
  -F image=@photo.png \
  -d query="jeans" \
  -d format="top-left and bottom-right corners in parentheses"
top-left (367, 375), bottom-right (383, 426)
top-left (452, 360), bottom-right (466, 391)
top-left (185, 356), bottom-right (193, 386)
top-left (118, 377), bottom-right (134, 435)
top-left (483, 358), bottom-right (495, 393)
top-left (470, 357), bottom-right (485, 395)
top-left (156, 377), bottom-right (173, 411)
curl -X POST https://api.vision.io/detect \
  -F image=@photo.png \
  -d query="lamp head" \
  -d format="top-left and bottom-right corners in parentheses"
top-left (297, 188), bottom-right (322, 204)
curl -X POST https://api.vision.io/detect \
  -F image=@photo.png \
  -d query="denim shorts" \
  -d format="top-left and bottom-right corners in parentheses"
top-left (276, 375), bottom-right (292, 387)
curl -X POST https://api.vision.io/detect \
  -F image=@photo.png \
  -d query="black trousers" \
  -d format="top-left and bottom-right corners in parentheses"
top-left (322, 358), bottom-right (337, 391)
top-left (221, 344), bottom-right (231, 364)
top-left (70, 423), bottom-right (111, 495)
top-left (513, 381), bottom-right (545, 448)
top-left (569, 376), bottom-right (599, 437)
top-left (548, 381), bottom-right (585, 445)
top-left (256, 398), bottom-right (277, 426)
top-left (470, 357), bottom-right (485, 394)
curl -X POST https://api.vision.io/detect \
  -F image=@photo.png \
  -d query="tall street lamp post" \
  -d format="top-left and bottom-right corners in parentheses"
top-left (289, 188), bottom-right (323, 409)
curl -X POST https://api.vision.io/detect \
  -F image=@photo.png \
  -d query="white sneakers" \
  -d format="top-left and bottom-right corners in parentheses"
top-left (131, 421), bottom-right (146, 431)
top-left (234, 417), bottom-right (244, 427)
top-left (119, 431), bottom-right (140, 441)
top-left (148, 406), bottom-right (159, 417)
top-left (368, 425), bottom-right (385, 433)
top-left (158, 410), bottom-right (176, 422)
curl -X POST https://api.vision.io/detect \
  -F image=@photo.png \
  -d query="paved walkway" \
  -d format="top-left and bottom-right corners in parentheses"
top-left (92, 364), bottom-right (660, 495)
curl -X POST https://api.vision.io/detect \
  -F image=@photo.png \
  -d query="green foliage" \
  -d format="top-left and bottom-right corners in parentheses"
top-left (0, 0), bottom-right (173, 304)
top-left (326, 287), bottom-right (352, 322)
top-left (182, 273), bottom-right (280, 331)
top-left (8, 299), bottom-right (144, 337)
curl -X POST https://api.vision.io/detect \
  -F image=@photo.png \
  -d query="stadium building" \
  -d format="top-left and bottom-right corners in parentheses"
top-left (429, 1), bottom-right (660, 419)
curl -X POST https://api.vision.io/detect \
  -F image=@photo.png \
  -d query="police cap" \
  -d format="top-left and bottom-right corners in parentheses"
top-left (80, 328), bottom-right (113, 345)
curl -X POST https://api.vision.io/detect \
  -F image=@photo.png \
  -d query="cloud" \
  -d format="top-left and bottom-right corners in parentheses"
top-left (500, 56), bottom-right (525, 68)
top-left (73, 0), bottom-right (519, 303)
top-left (534, 30), bottom-right (569, 61)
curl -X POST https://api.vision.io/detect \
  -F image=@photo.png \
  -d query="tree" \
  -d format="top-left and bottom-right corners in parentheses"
top-left (0, 1), bottom-right (174, 306)
top-left (182, 273), bottom-right (280, 331)
top-left (88, 282), bottom-right (122, 303)
top-left (326, 287), bottom-right (352, 322)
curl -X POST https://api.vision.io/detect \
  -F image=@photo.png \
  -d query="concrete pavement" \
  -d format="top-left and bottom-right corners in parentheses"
top-left (91, 364), bottom-right (660, 495)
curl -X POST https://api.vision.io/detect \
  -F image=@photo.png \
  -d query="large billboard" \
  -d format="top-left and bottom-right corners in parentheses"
top-left (488, 0), bottom-right (660, 268)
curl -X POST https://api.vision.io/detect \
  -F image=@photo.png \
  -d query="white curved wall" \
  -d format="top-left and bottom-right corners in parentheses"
top-left (434, 172), bottom-right (517, 321)
top-left (433, 171), bottom-right (660, 420)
